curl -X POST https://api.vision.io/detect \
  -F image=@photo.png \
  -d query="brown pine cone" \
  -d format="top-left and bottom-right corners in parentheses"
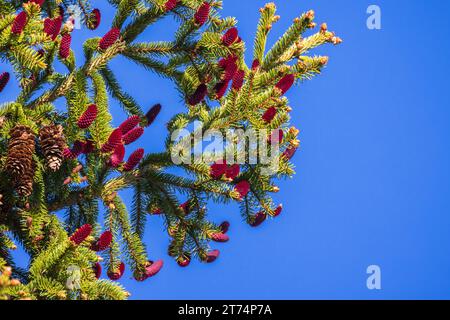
top-left (39, 124), bottom-right (65, 171)
top-left (6, 125), bottom-right (36, 197)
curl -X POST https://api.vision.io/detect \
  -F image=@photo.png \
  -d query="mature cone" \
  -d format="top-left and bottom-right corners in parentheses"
top-left (39, 124), bottom-right (65, 171)
top-left (6, 125), bottom-right (36, 197)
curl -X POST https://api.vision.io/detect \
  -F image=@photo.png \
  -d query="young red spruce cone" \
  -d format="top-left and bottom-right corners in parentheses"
top-left (77, 104), bottom-right (98, 129)
top-left (0, 72), bottom-right (10, 93)
top-left (145, 104), bottom-right (162, 127)
top-left (44, 17), bottom-right (62, 40)
top-left (11, 11), bottom-right (27, 35)
top-left (88, 9), bottom-right (101, 30)
top-left (107, 262), bottom-right (125, 281)
top-left (262, 107), bottom-right (277, 123)
top-left (194, 2), bottom-right (210, 26)
top-left (59, 33), bottom-right (71, 59)
top-left (188, 84), bottom-right (208, 105)
top-left (222, 27), bottom-right (239, 46)
top-left (91, 231), bottom-right (113, 252)
top-left (164, 0), bottom-right (178, 12)
top-left (119, 115), bottom-right (141, 135)
top-left (69, 224), bottom-right (92, 245)
top-left (123, 148), bottom-right (144, 171)
top-left (122, 127), bottom-right (144, 145)
top-left (275, 74), bottom-right (295, 94)
top-left (99, 28), bottom-right (120, 50)
top-left (101, 128), bottom-right (122, 153)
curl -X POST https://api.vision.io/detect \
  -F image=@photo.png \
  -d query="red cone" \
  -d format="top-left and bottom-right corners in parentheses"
top-left (164, 0), bottom-right (178, 11)
top-left (108, 144), bottom-right (125, 167)
top-left (59, 33), bottom-right (71, 59)
top-left (210, 232), bottom-right (229, 243)
top-left (223, 60), bottom-right (238, 81)
top-left (177, 256), bottom-right (191, 267)
top-left (88, 9), bottom-right (101, 30)
top-left (77, 104), bottom-right (98, 129)
top-left (151, 208), bottom-right (163, 215)
top-left (188, 83), bottom-right (208, 105)
top-left (99, 28), bottom-right (120, 50)
top-left (82, 140), bottom-right (95, 154)
top-left (145, 104), bottom-right (162, 127)
top-left (214, 81), bottom-right (229, 99)
top-left (12, 11), bottom-right (27, 35)
top-left (119, 115), bottom-right (140, 135)
top-left (219, 221), bottom-right (230, 233)
top-left (268, 129), bottom-right (284, 144)
top-left (234, 180), bottom-right (250, 199)
top-left (250, 211), bottom-right (266, 227)
top-left (218, 55), bottom-right (237, 70)
top-left (225, 164), bottom-right (240, 180)
top-left (232, 70), bottom-right (245, 90)
top-left (145, 260), bottom-right (163, 277)
top-left (283, 145), bottom-right (297, 160)
top-left (91, 231), bottom-right (113, 252)
top-left (63, 141), bottom-right (85, 159)
top-left (275, 74), bottom-right (295, 94)
top-left (69, 224), bottom-right (92, 245)
top-left (251, 59), bottom-right (260, 70)
top-left (44, 17), bottom-right (62, 40)
top-left (194, 2), bottom-right (210, 26)
top-left (107, 262), bottom-right (125, 281)
top-left (179, 201), bottom-right (190, 215)
top-left (262, 107), bottom-right (277, 123)
top-left (222, 27), bottom-right (238, 46)
top-left (0, 72), bottom-right (10, 93)
top-left (123, 126), bottom-right (144, 145)
top-left (123, 148), bottom-right (144, 171)
top-left (205, 250), bottom-right (220, 263)
top-left (273, 204), bottom-right (283, 217)
top-left (31, 0), bottom-right (45, 5)
top-left (101, 128), bottom-right (122, 153)
top-left (210, 161), bottom-right (227, 179)
top-left (93, 263), bottom-right (102, 279)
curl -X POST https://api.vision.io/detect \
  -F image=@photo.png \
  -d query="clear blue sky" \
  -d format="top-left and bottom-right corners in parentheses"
top-left (4, 0), bottom-right (450, 299)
